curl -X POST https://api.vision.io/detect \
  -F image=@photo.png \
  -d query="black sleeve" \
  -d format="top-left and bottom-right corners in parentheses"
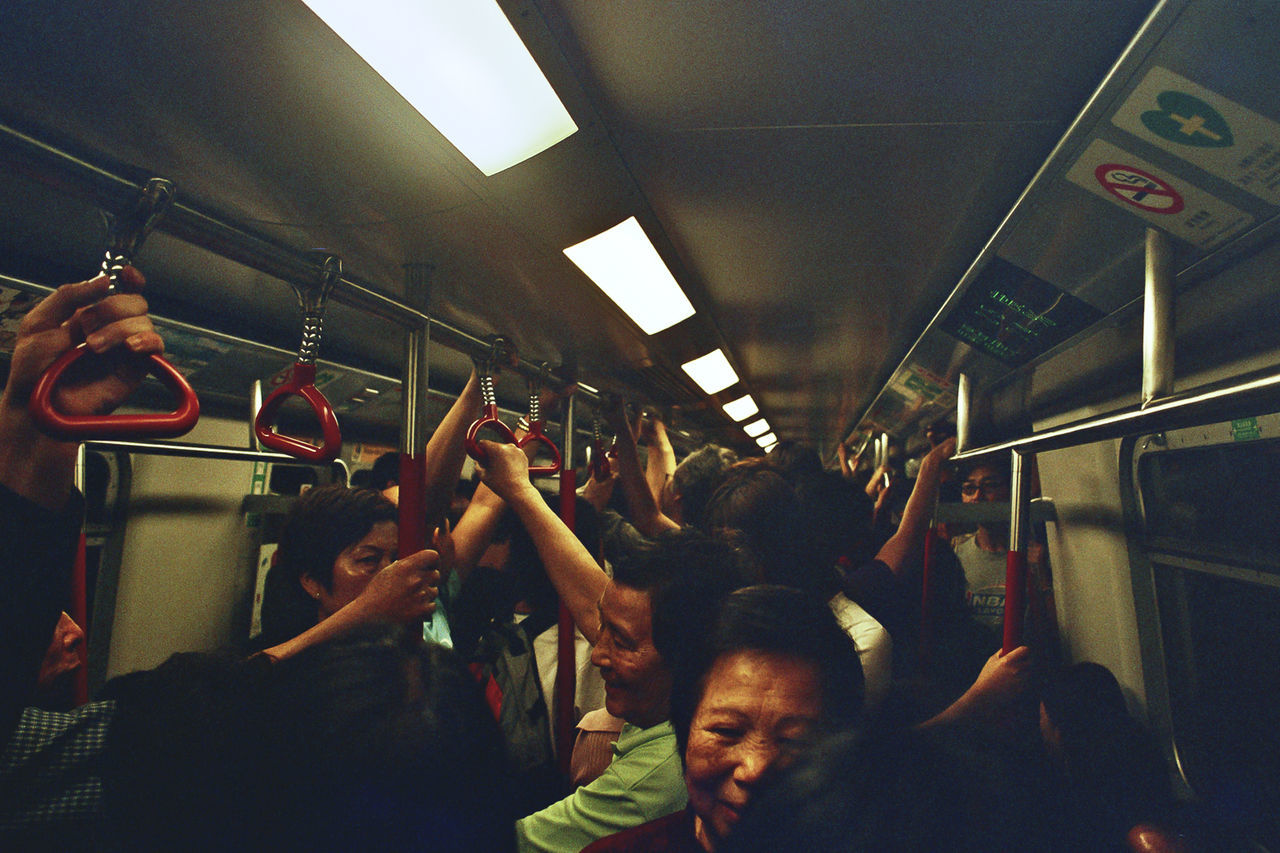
top-left (0, 482), bottom-right (84, 737)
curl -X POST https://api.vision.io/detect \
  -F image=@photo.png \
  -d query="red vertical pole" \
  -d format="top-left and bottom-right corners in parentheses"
top-left (555, 467), bottom-right (577, 774)
top-left (70, 532), bottom-right (89, 706)
top-left (398, 453), bottom-right (427, 555)
top-left (1002, 550), bottom-right (1027, 654)
top-left (1002, 449), bottom-right (1029, 655)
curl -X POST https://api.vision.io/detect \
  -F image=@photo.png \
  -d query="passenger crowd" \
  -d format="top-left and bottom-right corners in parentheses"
top-left (2, 271), bottom-right (1199, 850)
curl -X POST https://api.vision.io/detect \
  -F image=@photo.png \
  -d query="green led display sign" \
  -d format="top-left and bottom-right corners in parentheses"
top-left (940, 259), bottom-right (1104, 366)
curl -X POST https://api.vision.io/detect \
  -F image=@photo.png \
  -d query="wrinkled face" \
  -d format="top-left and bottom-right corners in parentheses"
top-left (304, 520), bottom-right (398, 619)
top-left (589, 581), bottom-right (672, 728)
top-left (684, 651), bottom-right (823, 850)
top-left (960, 465), bottom-right (1010, 504)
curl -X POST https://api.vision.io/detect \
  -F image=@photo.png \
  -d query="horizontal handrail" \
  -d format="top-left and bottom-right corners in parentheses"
top-left (0, 121), bottom-right (602, 406)
top-left (952, 369), bottom-right (1280, 462)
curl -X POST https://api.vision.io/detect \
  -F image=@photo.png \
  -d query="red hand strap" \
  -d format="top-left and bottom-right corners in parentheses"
top-left (253, 362), bottom-right (341, 462)
top-left (518, 420), bottom-right (563, 475)
top-left (465, 403), bottom-right (517, 464)
top-left (29, 344), bottom-right (200, 439)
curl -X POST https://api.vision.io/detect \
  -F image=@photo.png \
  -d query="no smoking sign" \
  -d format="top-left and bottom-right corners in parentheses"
top-left (1094, 164), bottom-right (1184, 214)
top-left (1065, 139), bottom-right (1252, 250)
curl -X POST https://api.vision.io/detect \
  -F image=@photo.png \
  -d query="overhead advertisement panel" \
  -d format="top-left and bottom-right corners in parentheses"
top-left (1064, 139), bottom-right (1254, 250)
top-left (940, 258), bottom-right (1104, 367)
top-left (1111, 66), bottom-right (1280, 206)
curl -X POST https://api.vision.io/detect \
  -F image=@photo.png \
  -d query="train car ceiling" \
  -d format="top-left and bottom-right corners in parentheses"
top-left (852, 0), bottom-right (1280, 453)
top-left (0, 0), bottom-right (1182, 452)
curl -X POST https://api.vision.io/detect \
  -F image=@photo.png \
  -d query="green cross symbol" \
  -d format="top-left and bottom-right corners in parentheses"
top-left (1141, 91), bottom-right (1233, 148)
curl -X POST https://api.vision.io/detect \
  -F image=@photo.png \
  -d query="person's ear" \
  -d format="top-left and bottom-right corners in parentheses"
top-left (299, 574), bottom-right (325, 601)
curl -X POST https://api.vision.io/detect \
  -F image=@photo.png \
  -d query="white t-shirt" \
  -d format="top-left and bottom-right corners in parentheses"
top-left (827, 592), bottom-right (893, 712)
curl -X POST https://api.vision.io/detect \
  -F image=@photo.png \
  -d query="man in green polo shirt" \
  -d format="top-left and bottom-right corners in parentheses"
top-left (477, 442), bottom-right (752, 852)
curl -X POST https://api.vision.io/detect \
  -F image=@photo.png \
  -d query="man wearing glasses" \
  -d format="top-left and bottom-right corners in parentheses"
top-left (951, 462), bottom-right (1012, 642)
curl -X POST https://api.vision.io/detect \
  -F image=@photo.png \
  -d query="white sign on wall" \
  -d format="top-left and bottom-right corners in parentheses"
top-left (1112, 67), bottom-right (1280, 207)
top-left (1064, 139), bottom-right (1254, 250)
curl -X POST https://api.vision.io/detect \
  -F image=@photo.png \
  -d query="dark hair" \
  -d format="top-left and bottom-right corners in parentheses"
top-left (102, 626), bottom-right (515, 852)
top-left (258, 485), bottom-right (398, 646)
top-left (611, 527), bottom-right (758, 667)
top-left (507, 494), bottom-right (603, 617)
top-left (769, 441), bottom-right (823, 483)
top-left (796, 470), bottom-right (877, 573)
top-left (671, 444), bottom-right (737, 528)
top-left (671, 585), bottom-right (864, 757)
top-left (1039, 662), bottom-right (1175, 847)
top-left (701, 466), bottom-right (827, 595)
top-left (718, 726), bottom-right (1055, 853)
top-left (369, 450), bottom-right (401, 492)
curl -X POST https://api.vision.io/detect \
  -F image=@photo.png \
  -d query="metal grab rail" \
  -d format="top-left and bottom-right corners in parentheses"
top-left (0, 119), bottom-right (603, 407)
top-left (951, 368), bottom-right (1280, 464)
top-left (28, 178), bottom-right (200, 439)
top-left (253, 253), bottom-right (343, 462)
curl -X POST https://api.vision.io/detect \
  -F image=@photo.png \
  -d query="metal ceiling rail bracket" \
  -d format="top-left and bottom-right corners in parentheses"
top-left (0, 120), bottom-right (602, 407)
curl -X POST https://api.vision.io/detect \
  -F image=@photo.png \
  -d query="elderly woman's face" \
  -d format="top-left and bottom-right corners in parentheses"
top-left (684, 650), bottom-right (822, 850)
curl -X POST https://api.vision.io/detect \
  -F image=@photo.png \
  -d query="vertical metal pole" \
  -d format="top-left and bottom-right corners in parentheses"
top-left (956, 372), bottom-right (972, 454)
top-left (1002, 448), bottom-right (1030, 653)
top-left (398, 324), bottom-right (430, 556)
top-left (249, 380), bottom-right (264, 452)
top-left (1142, 228), bottom-right (1175, 408)
top-left (397, 260), bottom-right (433, 560)
top-left (555, 393), bottom-right (578, 772)
top-left (71, 445), bottom-right (89, 705)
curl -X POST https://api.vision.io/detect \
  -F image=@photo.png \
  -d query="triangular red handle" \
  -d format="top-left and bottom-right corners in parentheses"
top-left (253, 363), bottom-right (342, 462)
top-left (28, 343), bottom-right (200, 439)
top-left (518, 421), bottom-right (563, 475)
top-left (465, 404), bottom-right (517, 465)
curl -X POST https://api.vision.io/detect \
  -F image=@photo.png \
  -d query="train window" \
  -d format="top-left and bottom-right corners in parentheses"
top-left (1134, 424), bottom-right (1280, 847)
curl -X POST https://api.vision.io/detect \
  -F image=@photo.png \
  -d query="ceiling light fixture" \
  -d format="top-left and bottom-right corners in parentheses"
top-left (721, 394), bottom-right (759, 422)
top-left (564, 218), bottom-right (696, 335)
top-left (756, 432), bottom-right (778, 449)
top-left (743, 418), bottom-right (771, 438)
top-left (680, 349), bottom-right (738, 395)
top-left (302, 0), bottom-right (577, 175)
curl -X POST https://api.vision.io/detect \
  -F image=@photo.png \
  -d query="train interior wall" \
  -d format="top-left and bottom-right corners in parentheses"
top-left (102, 413), bottom-right (261, 681)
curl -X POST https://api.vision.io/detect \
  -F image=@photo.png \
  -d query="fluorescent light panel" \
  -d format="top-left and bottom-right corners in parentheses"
top-left (756, 432), bottom-right (778, 448)
top-left (721, 394), bottom-right (758, 422)
top-left (743, 418), bottom-right (770, 438)
top-left (680, 349), bottom-right (738, 395)
top-left (302, 0), bottom-right (577, 175)
top-left (564, 218), bottom-right (695, 335)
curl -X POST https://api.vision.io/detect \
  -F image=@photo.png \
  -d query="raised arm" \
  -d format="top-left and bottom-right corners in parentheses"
top-left (1, 269), bottom-right (162, 729)
top-left (638, 413), bottom-right (676, 507)
top-left (417, 367), bottom-right (481, 532)
top-left (260, 549), bottom-right (440, 661)
top-left (447, 482), bottom-right (509, 586)
top-left (919, 645), bottom-right (1032, 730)
top-left (875, 437), bottom-right (955, 576)
top-left (477, 440), bottom-right (607, 643)
top-left (603, 398), bottom-right (679, 537)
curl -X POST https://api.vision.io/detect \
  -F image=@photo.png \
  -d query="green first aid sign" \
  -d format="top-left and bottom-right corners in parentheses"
top-left (1141, 91), bottom-right (1234, 148)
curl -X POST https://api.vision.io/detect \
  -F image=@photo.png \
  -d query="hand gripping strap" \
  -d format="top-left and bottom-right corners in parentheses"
top-left (465, 404), bottom-right (517, 465)
top-left (518, 421), bottom-right (563, 475)
top-left (29, 343), bottom-right (200, 439)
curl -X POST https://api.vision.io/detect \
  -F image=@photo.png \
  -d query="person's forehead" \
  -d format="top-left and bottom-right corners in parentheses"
top-left (353, 520), bottom-right (398, 549)
top-left (965, 466), bottom-right (1004, 481)
top-left (602, 581), bottom-right (653, 635)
